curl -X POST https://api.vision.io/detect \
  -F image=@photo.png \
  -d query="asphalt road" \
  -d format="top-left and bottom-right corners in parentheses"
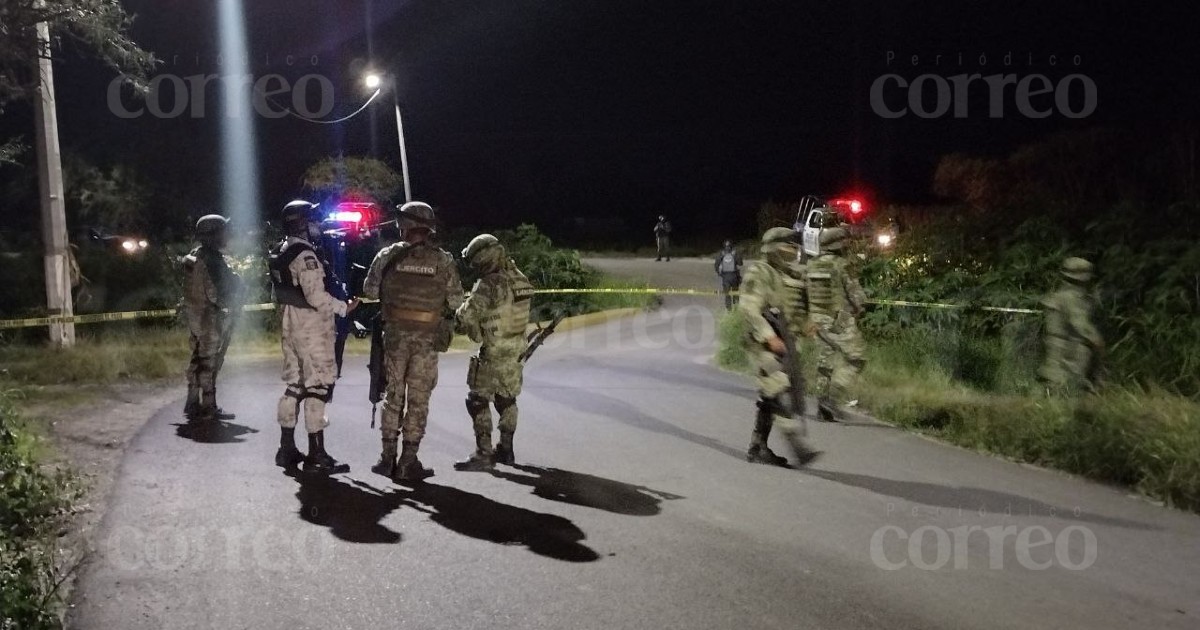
top-left (70, 258), bottom-right (1199, 630)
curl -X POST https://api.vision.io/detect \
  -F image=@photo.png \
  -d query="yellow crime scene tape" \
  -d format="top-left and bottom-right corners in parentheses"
top-left (0, 290), bottom-right (1039, 330)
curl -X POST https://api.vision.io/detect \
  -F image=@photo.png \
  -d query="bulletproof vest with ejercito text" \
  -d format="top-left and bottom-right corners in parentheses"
top-left (268, 239), bottom-right (316, 309)
top-left (380, 243), bottom-right (450, 331)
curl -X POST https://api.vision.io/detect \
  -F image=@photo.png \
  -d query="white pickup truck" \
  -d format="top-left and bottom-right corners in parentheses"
top-left (791, 195), bottom-right (867, 258)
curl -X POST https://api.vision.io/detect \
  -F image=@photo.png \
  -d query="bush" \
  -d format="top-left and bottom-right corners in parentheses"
top-left (0, 393), bottom-right (79, 630)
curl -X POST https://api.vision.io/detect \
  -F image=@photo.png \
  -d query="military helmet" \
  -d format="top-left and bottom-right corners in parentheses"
top-left (396, 201), bottom-right (435, 229)
top-left (819, 227), bottom-right (849, 251)
top-left (461, 233), bottom-right (501, 261)
top-left (195, 214), bottom-right (229, 242)
top-left (1060, 257), bottom-right (1094, 282)
top-left (760, 227), bottom-right (798, 255)
top-left (281, 200), bottom-right (320, 230)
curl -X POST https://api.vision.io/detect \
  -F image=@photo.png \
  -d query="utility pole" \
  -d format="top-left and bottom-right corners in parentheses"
top-left (394, 99), bottom-right (411, 203)
top-left (33, 11), bottom-right (75, 347)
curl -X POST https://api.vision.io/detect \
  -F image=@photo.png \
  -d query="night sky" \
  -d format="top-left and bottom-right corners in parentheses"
top-left (3, 0), bottom-right (1199, 242)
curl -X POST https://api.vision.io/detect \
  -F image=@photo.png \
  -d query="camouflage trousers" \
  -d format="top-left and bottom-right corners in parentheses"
top-left (466, 344), bottom-right (524, 445)
top-left (381, 327), bottom-right (440, 442)
top-left (277, 306), bottom-right (337, 433)
top-left (811, 314), bottom-right (866, 405)
top-left (749, 344), bottom-right (806, 437)
top-left (1038, 336), bottom-right (1097, 392)
top-left (185, 322), bottom-right (222, 412)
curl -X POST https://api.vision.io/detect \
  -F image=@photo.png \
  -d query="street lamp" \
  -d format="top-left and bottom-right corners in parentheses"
top-left (364, 72), bottom-right (411, 203)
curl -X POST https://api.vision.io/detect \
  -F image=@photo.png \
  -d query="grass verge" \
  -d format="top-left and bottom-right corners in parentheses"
top-left (0, 391), bottom-right (80, 630)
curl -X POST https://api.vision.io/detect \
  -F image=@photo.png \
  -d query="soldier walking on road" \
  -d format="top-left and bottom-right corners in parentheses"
top-left (182, 214), bottom-right (242, 424)
top-left (654, 215), bottom-right (672, 261)
top-left (807, 227), bottom-right (868, 421)
top-left (1038, 257), bottom-right (1104, 393)
top-left (269, 200), bottom-right (360, 474)
top-left (714, 239), bottom-right (744, 311)
top-left (453, 234), bottom-right (535, 471)
top-left (739, 227), bottom-right (820, 466)
top-left (363, 202), bottom-right (463, 482)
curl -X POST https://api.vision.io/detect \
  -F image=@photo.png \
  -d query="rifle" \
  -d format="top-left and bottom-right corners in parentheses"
top-left (213, 278), bottom-right (246, 375)
top-left (761, 307), bottom-right (820, 465)
top-left (519, 312), bottom-right (566, 363)
top-left (367, 313), bottom-right (387, 428)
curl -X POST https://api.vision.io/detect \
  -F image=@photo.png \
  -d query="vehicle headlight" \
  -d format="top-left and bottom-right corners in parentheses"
top-left (121, 240), bottom-right (137, 252)
top-left (876, 233), bottom-right (893, 246)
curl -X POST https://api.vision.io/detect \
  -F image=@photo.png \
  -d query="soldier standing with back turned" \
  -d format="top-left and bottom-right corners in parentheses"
top-left (453, 234), bottom-right (535, 471)
top-left (807, 227), bottom-right (868, 421)
top-left (363, 202), bottom-right (463, 482)
top-left (739, 227), bottom-right (820, 466)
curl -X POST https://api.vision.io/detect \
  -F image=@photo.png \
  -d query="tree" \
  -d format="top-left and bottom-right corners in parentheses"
top-left (0, 0), bottom-right (156, 114)
top-left (302, 156), bottom-right (404, 205)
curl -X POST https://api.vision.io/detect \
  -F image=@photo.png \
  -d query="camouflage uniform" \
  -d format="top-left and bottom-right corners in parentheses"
top-left (181, 215), bottom-right (241, 421)
top-left (364, 203), bottom-right (463, 481)
top-left (273, 236), bottom-right (348, 433)
top-left (807, 228), bottom-right (867, 419)
top-left (1038, 257), bottom-right (1103, 392)
top-left (738, 227), bottom-right (819, 466)
top-left (453, 235), bottom-right (534, 470)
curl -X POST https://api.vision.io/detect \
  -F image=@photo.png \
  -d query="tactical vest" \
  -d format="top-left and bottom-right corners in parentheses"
top-left (756, 262), bottom-right (807, 335)
top-left (718, 251), bottom-right (738, 273)
top-left (268, 239), bottom-right (316, 309)
top-left (498, 267), bottom-right (535, 337)
top-left (806, 255), bottom-right (843, 317)
top-left (379, 243), bottom-right (448, 332)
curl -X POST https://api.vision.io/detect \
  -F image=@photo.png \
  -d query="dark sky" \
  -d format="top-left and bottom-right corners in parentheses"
top-left (4, 0), bottom-right (1199, 241)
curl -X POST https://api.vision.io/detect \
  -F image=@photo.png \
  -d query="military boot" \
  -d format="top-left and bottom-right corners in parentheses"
top-left (393, 440), bottom-right (434, 483)
top-left (371, 438), bottom-right (399, 477)
top-left (454, 431), bottom-right (495, 472)
top-left (746, 403), bottom-right (788, 466)
top-left (784, 430), bottom-right (822, 467)
top-left (210, 387), bottom-right (236, 420)
top-left (493, 431), bottom-right (515, 465)
top-left (274, 427), bottom-right (305, 468)
top-left (302, 431), bottom-right (350, 475)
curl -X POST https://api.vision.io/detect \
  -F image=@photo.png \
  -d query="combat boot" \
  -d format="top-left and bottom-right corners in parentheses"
top-left (493, 431), bottom-right (515, 465)
top-left (274, 427), bottom-right (305, 468)
top-left (454, 431), bottom-right (495, 471)
top-left (302, 431), bottom-right (350, 475)
top-left (746, 443), bottom-right (789, 466)
top-left (371, 438), bottom-right (399, 477)
top-left (393, 440), bottom-right (434, 483)
top-left (784, 431), bottom-right (822, 467)
top-left (746, 403), bottom-right (788, 466)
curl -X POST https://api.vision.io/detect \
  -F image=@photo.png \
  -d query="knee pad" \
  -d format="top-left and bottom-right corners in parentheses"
top-left (284, 384), bottom-right (305, 400)
top-left (304, 385), bottom-right (332, 403)
top-left (494, 395), bottom-right (517, 414)
top-left (466, 392), bottom-right (490, 416)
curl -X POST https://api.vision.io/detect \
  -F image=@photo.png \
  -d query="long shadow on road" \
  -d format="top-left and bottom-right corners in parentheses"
top-left (285, 472), bottom-right (601, 561)
top-left (287, 471), bottom-right (405, 544)
top-left (807, 469), bottom-right (1160, 531)
top-left (491, 464), bottom-right (685, 516)
top-left (530, 385), bottom-right (747, 462)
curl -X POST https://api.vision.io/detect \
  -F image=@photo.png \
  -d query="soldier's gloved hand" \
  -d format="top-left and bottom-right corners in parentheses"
top-left (766, 336), bottom-right (786, 355)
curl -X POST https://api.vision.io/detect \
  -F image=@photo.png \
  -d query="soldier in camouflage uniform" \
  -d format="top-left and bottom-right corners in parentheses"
top-left (452, 234), bottom-right (535, 471)
top-left (738, 227), bottom-right (820, 466)
top-left (269, 200), bottom-right (360, 474)
top-left (363, 202), bottom-right (463, 482)
top-left (182, 215), bottom-right (242, 423)
top-left (1038, 257), bottom-right (1104, 392)
top-left (807, 227), bottom-right (868, 421)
